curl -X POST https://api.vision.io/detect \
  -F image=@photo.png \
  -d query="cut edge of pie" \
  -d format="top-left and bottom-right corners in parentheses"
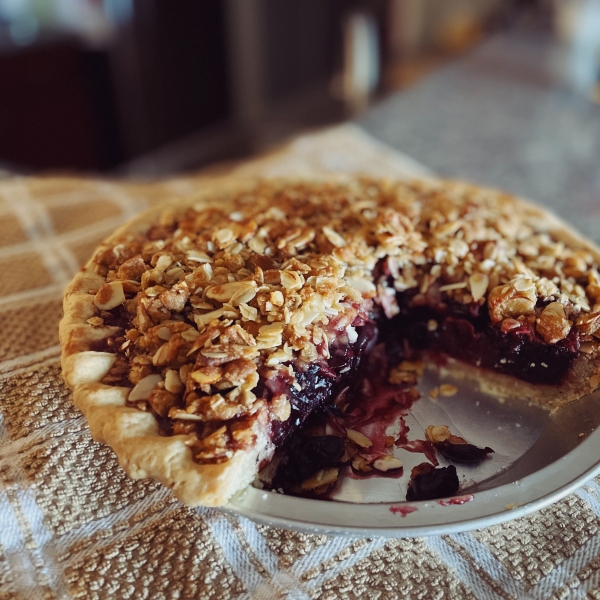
top-left (59, 175), bottom-right (600, 507)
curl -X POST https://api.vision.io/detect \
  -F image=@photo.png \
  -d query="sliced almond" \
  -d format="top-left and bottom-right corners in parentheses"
top-left (425, 425), bottom-right (452, 443)
top-left (256, 322), bottom-right (284, 349)
top-left (280, 270), bottom-right (304, 291)
top-left (129, 374), bottom-right (163, 402)
top-left (341, 439), bottom-right (359, 462)
top-left (537, 302), bottom-right (571, 344)
top-left (543, 301), bottom-right (566, 319)
top-left (345, 277), bottom-right (377, 295)
top-left (322, 226), bottom-right (347, 248)
top-left (270, 290), bottom-right (284, 306)
top-left (230, 283), bottom-right (258, 306)
top-left (86, 316), bottom-right (104, 327)
top-left (168, 408), bottom-right (204, 422)
top-left (164, 369), bottom-right (183, 394)
top-left (186, 250), bottom-right (212, 263)
top-left (373, 455), bottom-right (403, 472)
top-left (181, 329), bottom-right (200, 342)
top-left (513, 277), bottom-right (535, 292)
top-left (132, 355), bottom-right (152, 365)
top-left (270, 394), bottom-right (291, 421)
top-left (213, 227), bottom-right (235, 247)
top-left (157, 326), bottom-right (172, 341)
top-left (239, 303), bottom-right (259, 322)
top-left (193, 308), bottom-right (225, 328)
top-left (469, 273), bottom-right (489, 302)
top-left (152, 342), bottom-right (171, 366)
top-left (351, 455), bottom-right (373, 473)
top-left (346, 429), bottom-right (373, 448)
top-left (94, 281), bottom-right (126, 310)
top-left (191, 367), bottom-right (223, 385)
top-left (438, 281), bottom-right (468, 292)
top-left (301, 468), bottom-right (339, 490)
top-left (206, 281), bottom-right (257, 305)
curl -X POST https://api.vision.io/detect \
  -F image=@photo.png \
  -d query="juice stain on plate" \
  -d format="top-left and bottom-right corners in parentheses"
top-left (438, 494), bottom-right (474, 506)
top-left (389, 505), bottom-right (418, 517)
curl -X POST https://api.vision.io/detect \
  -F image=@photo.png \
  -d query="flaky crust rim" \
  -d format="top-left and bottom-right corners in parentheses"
top-left (59, 175), bottom-right (600, 507)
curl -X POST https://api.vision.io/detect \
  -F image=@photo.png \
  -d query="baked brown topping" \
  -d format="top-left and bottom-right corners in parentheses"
top-left (85, 178), bottom-right (600, 469)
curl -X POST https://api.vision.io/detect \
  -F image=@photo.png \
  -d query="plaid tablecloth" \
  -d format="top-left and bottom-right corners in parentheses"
top-left (1, 125), bottom-right (599, 600)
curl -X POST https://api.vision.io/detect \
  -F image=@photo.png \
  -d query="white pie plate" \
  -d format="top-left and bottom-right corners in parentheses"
top-left (226, 366), bottom-right (600, 537)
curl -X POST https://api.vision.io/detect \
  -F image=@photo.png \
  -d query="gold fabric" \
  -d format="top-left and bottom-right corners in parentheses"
top-left (0, 125), bottom-right (598, 599)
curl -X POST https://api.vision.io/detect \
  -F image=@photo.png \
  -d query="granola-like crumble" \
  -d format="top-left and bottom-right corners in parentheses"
top-left (83, 178), bottom-right (600, 470)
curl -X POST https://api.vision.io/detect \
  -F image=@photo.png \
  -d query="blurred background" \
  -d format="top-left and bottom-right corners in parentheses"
top-left (0, 0), bottom-right (599, 177)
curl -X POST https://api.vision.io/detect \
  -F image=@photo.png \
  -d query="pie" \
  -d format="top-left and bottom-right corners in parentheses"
top-left (60, 176), bottom-right (600, 506)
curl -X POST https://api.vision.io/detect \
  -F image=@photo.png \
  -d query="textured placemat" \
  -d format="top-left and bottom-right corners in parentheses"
top-left (0, 124), bottom-right (599, 600)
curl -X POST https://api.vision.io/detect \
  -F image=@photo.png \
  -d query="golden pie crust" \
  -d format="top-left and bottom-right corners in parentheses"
top-left (60, 176), bottom-right (600, 506)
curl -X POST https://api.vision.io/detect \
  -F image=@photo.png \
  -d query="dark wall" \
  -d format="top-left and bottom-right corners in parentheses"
top-left (130, 0), bottom-right (230, 152)
top-left (0, 44), bottom-right (122, 171)
top-left (0, 1), bottom-right (231, 171)
top-left (262, 0), bottom-right (346, 102)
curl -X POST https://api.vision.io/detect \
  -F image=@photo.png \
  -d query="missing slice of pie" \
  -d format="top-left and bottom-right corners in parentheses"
top-left (59, 176), bottom-right (600, 506)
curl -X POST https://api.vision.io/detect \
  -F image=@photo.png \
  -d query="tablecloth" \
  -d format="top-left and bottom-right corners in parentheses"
top-left (0, 125), bottom-right (599, 600)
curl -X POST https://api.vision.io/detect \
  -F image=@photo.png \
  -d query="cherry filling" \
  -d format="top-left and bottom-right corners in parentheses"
top-left (385, 290), bottom-right (580, 385)
top-left (269, 327), bottom-right (422, 494)
top-left (265, 321), bottom-right (379, 447)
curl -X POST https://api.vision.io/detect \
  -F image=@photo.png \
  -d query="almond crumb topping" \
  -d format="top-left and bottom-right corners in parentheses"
top-left (87, 178), bottom-right (600, 467)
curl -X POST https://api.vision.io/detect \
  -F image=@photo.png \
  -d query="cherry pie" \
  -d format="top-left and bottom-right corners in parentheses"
top-left (60, 177), bottom-right (600, 506)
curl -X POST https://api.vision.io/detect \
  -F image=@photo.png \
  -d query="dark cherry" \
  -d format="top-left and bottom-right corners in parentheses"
top-left (435, 441), bottom-right (494, 464)
top-left (269, 362), bottom-right (335, 446)
top-left (328, 321), bottom-right (378, 388)
top-left (89, 305), bottom-right (131, 353)
top-left (89, 338), bottom-right (112, 353)
top-left (306, 435), bottom-right (345, 462)
top-left (101, 304), bottom-right (131, 329)
top-left (406, 465), bottom-right (459, 502)
top-left (292, 435), bottom-right (345, 478)
top-left (273, 434), bottom-right (345, 491)
top-left (269, 322), bottom-right (379, 447)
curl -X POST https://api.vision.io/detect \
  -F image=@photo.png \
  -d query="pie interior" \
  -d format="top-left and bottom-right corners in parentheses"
top-left (60, 176), bottom-right (600, 506)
